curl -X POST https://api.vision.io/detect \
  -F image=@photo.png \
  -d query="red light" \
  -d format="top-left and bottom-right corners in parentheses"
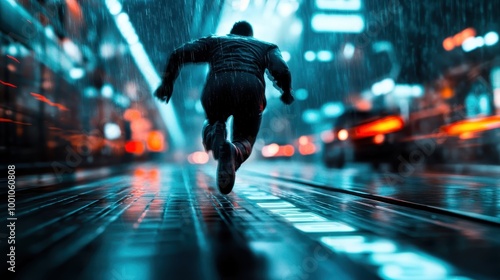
top-left (125, 141), bottom-right (145, 155)
top-left (354, 116), bottom-right (404, 138)
top-left (0, 80), bottom-right (17, 88)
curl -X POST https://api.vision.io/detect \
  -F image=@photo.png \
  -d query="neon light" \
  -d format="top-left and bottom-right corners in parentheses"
top-left (317, 50), bottom-right (333, 62)
top-left (311, 14), bottom-right (364, 33)
top-left (294, 222), bottom-right (356, 233)
top-left (315, 0), bottom-right (362, 11)
top-left (256, 202), bottom-right (296, 208)
top-left (245, 195), bottom-right (281, 200)
top-left (106, 5), bottom-right (186, 149)
top-left (283, 213), bottom-right (327, 222)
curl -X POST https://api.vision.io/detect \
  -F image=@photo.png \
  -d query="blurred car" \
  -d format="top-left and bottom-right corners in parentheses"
top-left (322, 109), bottom-right (405, 169)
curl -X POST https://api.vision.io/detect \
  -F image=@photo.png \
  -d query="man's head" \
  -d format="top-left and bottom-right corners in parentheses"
top-left (230, 21), bottom-right (253, 37)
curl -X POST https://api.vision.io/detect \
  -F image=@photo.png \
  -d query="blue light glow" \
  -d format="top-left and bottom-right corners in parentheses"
top-left (343, 43), bottom-right (355, 59)
top-left (257, 201), bottom-right (296, 208)
top-left (311, 14), bottom-right (365, 33)
top-left (294, 222), bottom-right (356, 233)
top-left (317, 50), bottom-right (333, 62)
top-left (281, 51), bottom-right (291, 62)
top-left (315, 0), bottom-right (362, 11)
top-left (304, 51), bottom-right (316, 61)
top-left (484, 31), bottom-right (499, 46)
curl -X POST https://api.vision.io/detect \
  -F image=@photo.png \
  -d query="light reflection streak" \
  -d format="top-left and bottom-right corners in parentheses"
top-left (30, 92), bottom-right (69, 111)
top-left (0, 118), bottom-right (31, 125)
top-left (0, 80), bottom-right (17, 88)
top-left (6, 55), bottom-right (20, 63)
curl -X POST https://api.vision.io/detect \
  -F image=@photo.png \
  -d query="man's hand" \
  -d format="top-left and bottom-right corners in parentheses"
top-left (154, 82), bottom-right (173, 103)
top-left (280, 92), bottom-right (295, 105)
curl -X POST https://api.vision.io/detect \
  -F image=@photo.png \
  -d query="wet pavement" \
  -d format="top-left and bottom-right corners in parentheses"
top-left (2, 162), bottom-right (500, 280)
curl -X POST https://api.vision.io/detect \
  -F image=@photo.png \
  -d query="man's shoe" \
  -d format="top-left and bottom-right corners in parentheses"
top-left (217, 141), bottom-right (236, 194)
top-left (202, 121), bottom-right (227, 160)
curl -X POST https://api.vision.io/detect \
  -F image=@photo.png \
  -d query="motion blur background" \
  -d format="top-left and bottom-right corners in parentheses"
top-left (1, 0), bottom-right (500, 172)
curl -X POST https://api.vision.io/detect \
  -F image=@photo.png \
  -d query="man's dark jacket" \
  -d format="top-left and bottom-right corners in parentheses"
top-left (162, 34), bottom-right (292, 94)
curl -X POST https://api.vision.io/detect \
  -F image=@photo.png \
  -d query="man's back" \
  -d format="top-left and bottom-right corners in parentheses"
top-left (164, 33), bottom-right (291, 93)
top-left (203, 35), bottom-right (276, 81)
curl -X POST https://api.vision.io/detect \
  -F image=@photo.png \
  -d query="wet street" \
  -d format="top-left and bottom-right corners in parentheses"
top-left (3, 161), bottom-right (499, 280)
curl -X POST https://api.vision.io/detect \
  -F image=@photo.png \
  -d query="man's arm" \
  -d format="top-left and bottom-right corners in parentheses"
top-left (155, 37), bottom-right (210, 103)
top-left (266, 47), bottom-right (294, 105)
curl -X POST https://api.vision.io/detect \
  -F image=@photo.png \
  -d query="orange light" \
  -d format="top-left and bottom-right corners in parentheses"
top-left (443, 28), bottom-right (476, 51)
top-left (373, 134), bottom-right (385, 144)
top-left (442, 115), bottom-right (500, 135)
top-left (299, 143), bottom-right (316, 155)
top-left (441, 87), bottom-right (454, 99)
top-left (443, 37), bottom-right (454, 51)
top-left (125, 140), bottom-right (145, 155)
top-left (461, 28), bottom-right (476, 41)
top-left (124, 109), bottom-right (141, 121)
top-left (459, 132), bottom-right (477, 140)
top-left (146, 130), bottom-right (165, 152)
top-left (354, 116), bottom-right (404, 138)
top-left (338, 129), bottom-right (349, 141)
top-left (281, 145), bottom-right (295, 157)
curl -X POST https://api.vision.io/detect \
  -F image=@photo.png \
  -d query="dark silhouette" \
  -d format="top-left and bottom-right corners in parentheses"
top-left (155, 21), bottom-right (294, 194)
